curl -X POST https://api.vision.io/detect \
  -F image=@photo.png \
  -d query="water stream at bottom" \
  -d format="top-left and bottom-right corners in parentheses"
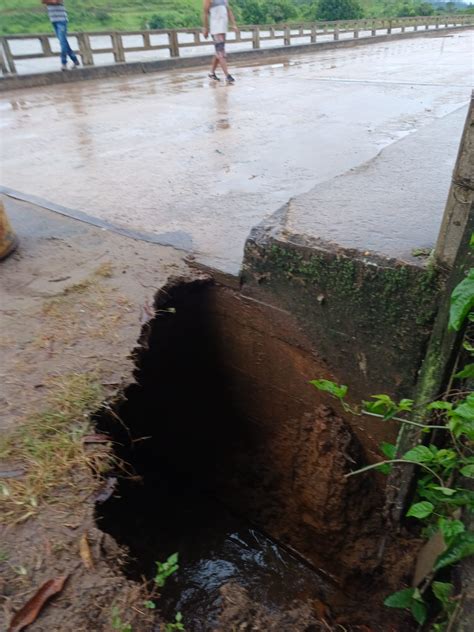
top-left (99, 482), bottom-right (336, 631)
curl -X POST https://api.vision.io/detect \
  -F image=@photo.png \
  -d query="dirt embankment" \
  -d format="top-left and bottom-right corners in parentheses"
top-left (0, 197), bottom-right (186, 631)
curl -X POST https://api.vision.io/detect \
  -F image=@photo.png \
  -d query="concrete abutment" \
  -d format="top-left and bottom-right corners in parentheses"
top-left (95, 88), bottom-right (473, 631)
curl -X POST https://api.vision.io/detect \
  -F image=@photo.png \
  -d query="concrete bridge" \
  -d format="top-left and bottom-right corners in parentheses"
top-left (1, 27), bottom-right (473, 272)
top-left (1, 23), bottom-right (474, 628)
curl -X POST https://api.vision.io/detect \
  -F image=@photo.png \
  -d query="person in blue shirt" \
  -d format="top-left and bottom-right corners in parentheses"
top-left (43, 1), bottom-right (80, 71)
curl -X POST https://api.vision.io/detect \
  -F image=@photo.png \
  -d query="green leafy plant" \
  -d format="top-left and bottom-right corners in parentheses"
top-left (144, 600), bottom-right (156, 610)
top-left (164, 612), bottom-right (185, 632)
top-left (311, 247), bottom-right (474, 629)
top-left (384, 587), bottom-right (428, 625)
top-left (111, 605), bottom-right (132, 632)
top-left (154, 553), bottom-right (179, 588)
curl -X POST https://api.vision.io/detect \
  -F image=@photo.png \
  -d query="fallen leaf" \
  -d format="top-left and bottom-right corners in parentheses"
top-left (9, 575), bottom-right (68, 632)
top-left (82, 434), bottom-right (110, 444)
top-left (79, 533), bottom-right (93, 570)
top-left (413, 530), bottom-right (447, 586)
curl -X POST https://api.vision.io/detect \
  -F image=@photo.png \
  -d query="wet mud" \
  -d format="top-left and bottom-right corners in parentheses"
top-left (95, 276), bottom-right (417, 630)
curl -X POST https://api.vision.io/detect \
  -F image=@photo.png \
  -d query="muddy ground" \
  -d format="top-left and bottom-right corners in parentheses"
top-left (0, 196), bottom-right (188, 631)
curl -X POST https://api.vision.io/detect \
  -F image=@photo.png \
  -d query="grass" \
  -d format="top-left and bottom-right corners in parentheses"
top-left (0, 263), bottom-right (135, 524)
top-left (33, 263), bottom-right (131, 349)
top-left (0, 372), bottom-right (109, 524)
top-left (0, 0), bottom-right (203, 34)
top-left (1, 264), bottom-right (132, 524)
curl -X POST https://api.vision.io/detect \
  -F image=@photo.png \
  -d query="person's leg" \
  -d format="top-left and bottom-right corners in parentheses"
top-left (52, 21), bottom-right (67, 67)
top-left (209, 37), bottom-right (220, 79)
top-left (63, 22), bottom-right (79, 65)
top-left (215, 35), bottom-right (234, 82)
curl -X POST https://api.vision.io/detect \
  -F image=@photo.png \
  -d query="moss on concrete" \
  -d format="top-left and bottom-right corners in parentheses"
top-left (244, 237), bottom-right (445, 400)
top-left (265, 243), bottom-right (441, 327)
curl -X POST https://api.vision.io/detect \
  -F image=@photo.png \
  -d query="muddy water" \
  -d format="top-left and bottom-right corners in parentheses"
top-left (99, 480), bottom-right (335, 631)
top-left (154, 499), bottom-right (334, 630)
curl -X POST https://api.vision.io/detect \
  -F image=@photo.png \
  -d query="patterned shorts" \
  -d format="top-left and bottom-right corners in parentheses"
top-left (212, 34), bottom-right (226, 57)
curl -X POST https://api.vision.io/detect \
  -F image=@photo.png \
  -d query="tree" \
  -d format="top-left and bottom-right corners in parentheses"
top-left (417, 2), bottom-right (435, 15)
top-left (235, 0), bottom-right (269, 24)
top-left (148, 14), bottom-right (165, 29)
top-left (301, 1), bottom-right (321, 21)
top-left (316, 0), bottom-right (364, 21)
top-left (266, 0), bottom-right (298, 22)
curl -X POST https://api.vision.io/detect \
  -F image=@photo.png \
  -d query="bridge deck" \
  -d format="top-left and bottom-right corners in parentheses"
top-left (1, 31), bottom-right (473, 271)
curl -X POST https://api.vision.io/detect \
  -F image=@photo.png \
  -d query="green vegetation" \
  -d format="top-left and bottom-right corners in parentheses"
top-left (0, 372), bottom-right (107, 524)
top-left (111, 605), bottom-right (133, 632)
top-left (0, 0), bottom-right (203, 34)
top-left (311, 244), bottom-right (474, 629)
top-left (311, 0), bottom-right (364, 21)
top-left (110, 555), bottom-right (182, 631)
top-left (164, 612), bottom-right (185, 632)
top-left (0, 0), bottom-right (470, 34)
top-left (154, 552), bottom-right (179, 588)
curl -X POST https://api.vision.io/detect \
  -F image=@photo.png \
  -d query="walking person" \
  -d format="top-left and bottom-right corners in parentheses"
top-left (203, 0), bottom-right (238, 83)
top-left (42, 0), bottom-right (80, 71)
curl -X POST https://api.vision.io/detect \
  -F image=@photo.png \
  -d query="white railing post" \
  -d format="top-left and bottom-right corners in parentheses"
top-left (169, 30), bottom-right (179, 58)
top-left (252, 26), bottom-right (260, 49)
top-left (111, 32), bottom-right (125, 63)
top-left (77, 32), bottom-right (94, 66)
top-left (1, 38), bottom-right (16, 74)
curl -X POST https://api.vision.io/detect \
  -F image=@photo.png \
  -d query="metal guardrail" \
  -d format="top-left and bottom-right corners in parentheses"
top-left (0, 15), bottom-right (472, 75)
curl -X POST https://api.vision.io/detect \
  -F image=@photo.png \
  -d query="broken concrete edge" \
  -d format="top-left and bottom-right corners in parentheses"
top-left (1, 25), bottom-right (471, 92)
top-left (241, 206), bottom-right (445, 398)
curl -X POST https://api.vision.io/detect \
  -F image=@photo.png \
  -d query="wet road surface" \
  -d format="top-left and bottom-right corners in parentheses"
top-left (1, 31), bottom-right (473, 271)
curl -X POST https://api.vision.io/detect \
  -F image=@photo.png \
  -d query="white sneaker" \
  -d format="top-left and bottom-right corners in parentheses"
top-left (61, 64), bottom-right (68, 71)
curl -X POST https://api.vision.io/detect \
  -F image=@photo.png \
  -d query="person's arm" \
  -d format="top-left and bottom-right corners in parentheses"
top-left (227, 4), bottom-right (238, 31)
top-left (203, 0), bottom-right (211, 38)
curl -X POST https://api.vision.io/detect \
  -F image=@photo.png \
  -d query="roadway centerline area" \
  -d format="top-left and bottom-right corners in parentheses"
top-left (1, 31), bottom-right (472, 272)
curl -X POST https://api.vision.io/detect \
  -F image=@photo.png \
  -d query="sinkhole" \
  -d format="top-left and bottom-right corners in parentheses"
top-left (95, 276), bottom-right (413, 631)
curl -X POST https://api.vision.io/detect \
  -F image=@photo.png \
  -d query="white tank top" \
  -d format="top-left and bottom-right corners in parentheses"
top-left (210, 0), bottom-right (228, 35)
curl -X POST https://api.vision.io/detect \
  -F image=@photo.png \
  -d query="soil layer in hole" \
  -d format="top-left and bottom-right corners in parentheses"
top-left (95, 277), bottom-right (414, 631)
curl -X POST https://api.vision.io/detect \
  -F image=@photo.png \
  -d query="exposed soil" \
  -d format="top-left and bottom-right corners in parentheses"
top-left (0, 196), bottom-right (186, 631)
top-left (1, 197), bottom-right (420, 631)
top-left (95, 276), bottom-right (420, 631)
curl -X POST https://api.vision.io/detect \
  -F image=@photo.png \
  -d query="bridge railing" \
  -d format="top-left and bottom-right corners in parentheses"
top-left (0, 14), bottom-right (472, 76)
